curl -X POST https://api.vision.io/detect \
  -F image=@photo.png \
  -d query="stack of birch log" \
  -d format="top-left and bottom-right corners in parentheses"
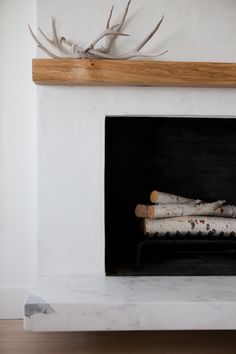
top-left (135, 191), bottom-right (236, 237)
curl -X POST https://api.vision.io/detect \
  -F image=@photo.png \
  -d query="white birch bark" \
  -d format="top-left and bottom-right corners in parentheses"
top-left (147, 200), bottom-right (225, 219)
top-left (135, 203), bottom-right (236, 219)
top-left (150, 190), bottom-right (201, 204)
top-left (143, 216), bottom-right (236, 236)
top-left (214, 205), bottom-right (236, 218)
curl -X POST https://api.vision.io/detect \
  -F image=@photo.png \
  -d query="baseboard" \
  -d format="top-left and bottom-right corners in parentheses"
top-left (0, 288), bottom-right (30, 319)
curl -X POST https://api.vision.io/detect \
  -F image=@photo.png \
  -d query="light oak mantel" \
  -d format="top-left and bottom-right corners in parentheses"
top-left (33, 59), bottom-right (236, 87)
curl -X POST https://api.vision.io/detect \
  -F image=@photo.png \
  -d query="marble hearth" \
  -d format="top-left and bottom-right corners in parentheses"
top-left (25, 0), bottom-right (236, 331)
top-left (25, 277), bottom-right (236, 331)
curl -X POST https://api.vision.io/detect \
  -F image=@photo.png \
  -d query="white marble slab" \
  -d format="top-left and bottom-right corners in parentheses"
top-left (24, 276), bottom-right (236, 331)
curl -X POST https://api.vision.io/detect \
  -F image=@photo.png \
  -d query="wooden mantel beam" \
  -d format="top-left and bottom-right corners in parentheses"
top-left (32, 59), bottom-right (236, 87)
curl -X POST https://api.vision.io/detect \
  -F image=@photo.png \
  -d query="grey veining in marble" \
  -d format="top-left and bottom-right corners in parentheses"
top-left (25, 294), bottom-right (55, 318)
top-left (24, 276), bottom-right (236, 331)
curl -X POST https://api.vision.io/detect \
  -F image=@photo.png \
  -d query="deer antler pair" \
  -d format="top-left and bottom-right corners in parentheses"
top-left (29, 1), bottom-right (167, 60)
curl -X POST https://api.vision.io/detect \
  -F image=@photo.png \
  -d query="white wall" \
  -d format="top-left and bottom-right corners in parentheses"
top-left (0, 0), bottom-right (37, 318)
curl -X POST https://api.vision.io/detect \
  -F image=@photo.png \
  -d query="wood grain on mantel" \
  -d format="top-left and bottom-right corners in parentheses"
top-left (32, 59), bottom-right (236, 87)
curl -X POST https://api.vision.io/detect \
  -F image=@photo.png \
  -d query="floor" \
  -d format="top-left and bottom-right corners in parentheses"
top-left (1, 321), bottom-right (236, 354)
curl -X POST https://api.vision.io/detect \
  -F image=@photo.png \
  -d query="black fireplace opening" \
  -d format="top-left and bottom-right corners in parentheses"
top-left (105, 116), bottom-right (236, 276)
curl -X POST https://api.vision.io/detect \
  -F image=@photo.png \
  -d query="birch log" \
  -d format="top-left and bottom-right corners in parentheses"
top-left (135, 203), bottom-right (236, 219)
top-left (150, 190), bottom-right (201, 204)
top-left (143, 216), bottom-right (236, 236)
top-left (147, 200), bottom-right (225, 219)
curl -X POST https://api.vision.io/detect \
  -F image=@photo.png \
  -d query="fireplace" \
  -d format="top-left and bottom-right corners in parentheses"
top-left (105, 116), bottom-right (236, 276)
top-left (24, 0), bottom-right (236, 332)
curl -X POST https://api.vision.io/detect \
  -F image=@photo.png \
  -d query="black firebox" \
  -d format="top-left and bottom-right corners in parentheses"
top-left (105, 116), bottom-right (236, 276)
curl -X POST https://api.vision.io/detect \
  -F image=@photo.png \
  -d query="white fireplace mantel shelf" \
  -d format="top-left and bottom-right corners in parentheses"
top-left (24, 276), bottom-right (236, 331)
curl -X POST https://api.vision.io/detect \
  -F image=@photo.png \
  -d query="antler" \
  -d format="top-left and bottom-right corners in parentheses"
top-left (29, 1), bottom-right (167, 60)
top-left (89, 14), bottom-right (167, 60)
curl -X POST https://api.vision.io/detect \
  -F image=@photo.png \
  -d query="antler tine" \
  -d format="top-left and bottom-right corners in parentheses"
top-left (28, 24), bottom-right (62, 58)
top-left (104, 0), bottom-right (132, 54)
top-left (84, 30), bottom-right (129, 52)
top-left (38, 27), bottom-right (52, 44)
top-left (135, 15), bottom-right (164, 52)
top-left (51, 16), bottom-right (60, 44)
top-left (51, 16), bottom-right (76, 54)
top-left (37, 17), bottom-right (57, 45)
top-left (38, 17), bottom-right (58, 43)
top-left (106, 5), bottom-right (114, 29)
top-left (114, 0), bottom-right (132, 32)
top-left (38, 17), bottom-right (72, 55)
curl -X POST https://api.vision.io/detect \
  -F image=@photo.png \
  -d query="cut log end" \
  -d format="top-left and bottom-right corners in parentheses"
top-left (150, 190), bottom-right (158, 203)
top-left (147, 205), bottom-right (155, 218)
top-left (135, 204), bottom-right (148, 218)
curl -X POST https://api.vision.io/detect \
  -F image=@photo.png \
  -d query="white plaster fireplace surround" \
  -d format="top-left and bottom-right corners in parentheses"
top-left (25, 0), bottom-right (236, 331)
